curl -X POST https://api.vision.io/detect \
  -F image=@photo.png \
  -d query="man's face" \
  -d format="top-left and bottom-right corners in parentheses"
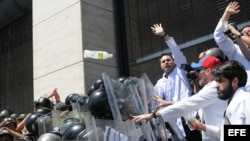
top-left (215, 76), bottom-right (235, 100)
top-left (196, 67), bottom-right (208, 86)
top-left (160, 55), bottom-right (176, 75)
top-left (242, 27), bottom-right (250, 37)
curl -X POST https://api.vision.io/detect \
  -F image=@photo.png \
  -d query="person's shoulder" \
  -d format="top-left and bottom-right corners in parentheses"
top-left (232, 86), bottom-right (250, 101)
top-left (176, 66), bottom-right (187, 74)
top-left (154, 77), bottom-right (165, 87)
top-left (241, 86), bottom-right (250, 98)
top-left (197, 82), bottom-right (217, 94)
top-left (156, 77), bottom-right (165, 83)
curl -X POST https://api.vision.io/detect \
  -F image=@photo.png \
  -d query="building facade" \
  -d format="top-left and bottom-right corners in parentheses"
top-left (0, 0), bottom-right (250, 113)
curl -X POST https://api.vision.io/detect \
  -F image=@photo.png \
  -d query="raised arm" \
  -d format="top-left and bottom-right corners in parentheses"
top-left (151, 23), bottom-right (187, 67)
top-left (228, 24), bottom-right (250, 60)
top-left (221, 1), bottom-right (240, 22)
top-left (217, 1), bottom-right (250, 60)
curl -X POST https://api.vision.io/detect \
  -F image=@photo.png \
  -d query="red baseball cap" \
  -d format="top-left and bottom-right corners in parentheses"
top-left (191, 56), bottom-right (220, 69)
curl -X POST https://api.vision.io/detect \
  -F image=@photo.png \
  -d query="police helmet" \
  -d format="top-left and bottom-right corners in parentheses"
top-left (51, 126), bottom-right (61, 134)
top-left (65, 93), bottom-right (78, 105)
top-left (36, 97), bottom-right (53, 109)
top-left (70, 94), bottom-right (81, 103)
top-left (88, 88), bottom-right (113, 120)
top-left (34, 108), bottom-right (51, 116)
top-left (10, 113), bottom-right (19, 118)
top-left (62, 123), bottom-right (86, 140)
top-left (117, 76), bottom-right (128, 84)
top-left (25, 114), bottom-right (42, 135)
top-left (54, 102), bottom-right (69, 111)
top-left (76, 95), bottom-right (88, 105)
top-left (87, 79), bottom-right (105, 96)
top-left (87, 85), bottom-right (96, 96)
top-left (1, 117), bottom-right (17, 128)
top-left (0, 109), bottom-right (13, 118)
top-left (76, 95), bottom-right (89, 112)
top-left (124, 76), bottom-right (139, 85)
top-left (17, 113), bottom-right (27, 121)
top-left (93, 79), bottom-right (105, 89)
top-left (37, 133), bottom-right (62, 141)
top-left (204, 47), bottom-right (227, 62)
top-left (60, 117), bottom-right (81, 134)
top-left (0, 130), bottom-right (14, 141)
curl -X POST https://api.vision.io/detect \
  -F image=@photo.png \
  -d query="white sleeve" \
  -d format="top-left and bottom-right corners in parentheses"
top-left (214, 20), bottom-right (238, 59)
top-left (205, 124), bottom-right (221, 140)
top-left (159, 85), bottom-right (217, 121)
top-left (166, 37), bottom-right (187, 68)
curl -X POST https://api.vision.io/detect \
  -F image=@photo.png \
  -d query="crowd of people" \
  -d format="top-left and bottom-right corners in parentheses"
top-left (1, 1), bottom-right (250, 141)
top-left (132, 1), bottom-right (250, 141)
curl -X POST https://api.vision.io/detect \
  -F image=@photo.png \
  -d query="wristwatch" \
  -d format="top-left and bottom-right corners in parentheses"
top-left (152, 110), bottom-right (157, 118)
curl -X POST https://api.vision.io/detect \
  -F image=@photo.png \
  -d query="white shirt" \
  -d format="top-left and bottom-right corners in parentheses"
top-left (154, 37), bottom-right (193, 137)
top-left (159, 81), bottom-right (228, 141)
top-left (225, 86), bottom-right (250, 124)
top-left (220, 85), bottom-right (250, 141)
top-left (214, 20), bottom-right (250, 85)
top-left (154, 37), bottom-right (192, 102)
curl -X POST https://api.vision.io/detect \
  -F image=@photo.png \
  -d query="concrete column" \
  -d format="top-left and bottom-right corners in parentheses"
top-left (33, 0), bottom-right (118, 101)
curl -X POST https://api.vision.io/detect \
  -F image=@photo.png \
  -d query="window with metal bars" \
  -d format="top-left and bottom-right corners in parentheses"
top-left (0, 15), bottom-right (32, 54)
top-left (123, 0), bottom-right (250, 66)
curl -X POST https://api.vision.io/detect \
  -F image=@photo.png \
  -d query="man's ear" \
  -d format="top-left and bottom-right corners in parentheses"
top-left (232, 77), bottom-right (239, 89)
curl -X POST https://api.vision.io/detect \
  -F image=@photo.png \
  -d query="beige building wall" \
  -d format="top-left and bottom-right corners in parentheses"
top-left (33, 0), bottom-right (118, 101)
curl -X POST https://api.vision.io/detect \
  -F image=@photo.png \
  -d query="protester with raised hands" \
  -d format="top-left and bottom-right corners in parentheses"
top-left (150, 23), bottom-right (199, 140)
top-left (214, 1), bottom-right (250, 85)
top-left (132, 54), bottom-right (228, 141)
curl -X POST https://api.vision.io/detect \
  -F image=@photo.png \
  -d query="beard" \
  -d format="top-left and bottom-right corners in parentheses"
top-left (217, 83), bottom-right (235, 100)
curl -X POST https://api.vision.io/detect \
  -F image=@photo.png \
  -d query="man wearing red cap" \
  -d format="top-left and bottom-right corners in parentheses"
top-left (132, 56), bottom-right (228, 141)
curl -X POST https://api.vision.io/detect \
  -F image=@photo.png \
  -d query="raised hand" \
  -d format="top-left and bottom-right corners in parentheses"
top-left (225, 1), bottom-right (240, 16)
top-left (150, 23), bottom-right (165, 37)
top-left (222, 1), bottom-right (240, 21)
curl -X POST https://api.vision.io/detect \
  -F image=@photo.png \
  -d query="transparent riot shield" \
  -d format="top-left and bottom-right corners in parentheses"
top-left (101, 72), bottom-right (156, 141)
top-left (167, 120), bottom-right (187, 141)
top-left (95, 119), bottom-right (139, 141)
top-left (138, 73), bottom-right (156, 113)
top-left (95, 119), bottom-right (134, 141)
top-left (37, 115), bottom-right (53, 136)
top-left (138, 73), bottom-right (175, 141)
top-left (84, 112), bottom-right (138, 141)
top-left (101, 72), bottom-right (123, 121)
top-left (71, 102), bottom-right (85, 123)
top-left (128, 82), bottom-right (157, 141)
top-left (83, 111), bottom-right (100, 141)
top-left (52, 108), bottom-right (63, 128)
top-left (52, 105), bottom-right (76, 131)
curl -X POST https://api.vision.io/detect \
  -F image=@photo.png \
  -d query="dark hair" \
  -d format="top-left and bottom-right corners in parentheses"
top-left (212, 60), bottom-right (247, 87)
top-left (159, 53), bottom-right (174, 62)
top-left (240, 25), bottom-right (250, 32)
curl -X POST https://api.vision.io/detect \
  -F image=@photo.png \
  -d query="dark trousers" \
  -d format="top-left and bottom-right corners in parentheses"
top-left (182, 117), bottom-right (202, 141)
